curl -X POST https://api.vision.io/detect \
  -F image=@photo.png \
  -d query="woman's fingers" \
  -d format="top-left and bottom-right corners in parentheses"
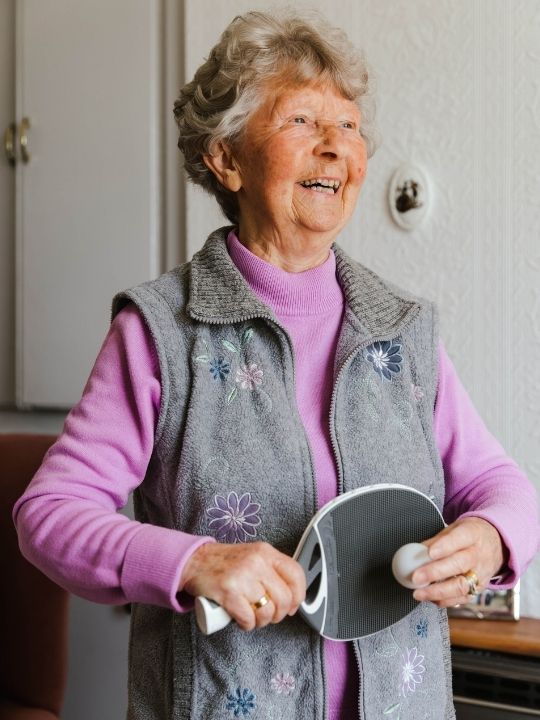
top-left (422, 520), bottom-right (480, 563)
top-left (252, 570), bottom-right (293, 626)
top-left (249, 550), bottom-right (306, 625)
top-left (433, 594), bottom-right (470, 609)
top-left (412, 548), bottom-right (475, 589)
top-left (273, 554), bottom-right (307, 614)
top-left (410, 517), bottom-right (505, 605)
top-left (229, 592), bottom-right (265, 631)
top-left (249, 588), bottom-right (277, 630)
top-left (413, 572), bottom-right (476, 604)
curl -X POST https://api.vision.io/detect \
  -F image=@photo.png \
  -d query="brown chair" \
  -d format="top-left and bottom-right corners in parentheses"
top-left (0, 434), bottom-right (69, 719)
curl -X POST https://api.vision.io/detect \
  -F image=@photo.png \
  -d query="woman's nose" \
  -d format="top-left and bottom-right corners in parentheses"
top-left (313, 123), bottom-right (346, 159)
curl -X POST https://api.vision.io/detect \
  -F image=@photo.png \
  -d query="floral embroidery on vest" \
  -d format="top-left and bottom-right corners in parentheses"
top-left (374, 628), bottom-right (400, 657)
top-left (236, 363), bottom-right (264, 390)
top-left (400, 647), bottom-right (426, 697)
top-left (383, 633), bottom-right (428, 716)
top-left (364, 341), bottom-right (403, 382)
top-left (270, 672), bottom-right (296, 695)
top-left (208, 357), bottom-right (230, 380)
top-left (383, 702), bottom-right (402, 716)
top-left (206, 491), bottom-right (261, 543)
top-left (226, 687), bottom-right (256, 716)
top-left (416, 618), bottom-right (429, 638)
top-left (196, 326), bottom-right (272, 407)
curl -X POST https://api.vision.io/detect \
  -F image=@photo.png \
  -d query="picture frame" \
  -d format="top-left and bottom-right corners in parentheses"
top-left (447, 580), bottom-right (520, 621)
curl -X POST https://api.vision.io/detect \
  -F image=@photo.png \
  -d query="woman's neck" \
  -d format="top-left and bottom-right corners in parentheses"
top-left (236, 225), bottom-right (334, 273)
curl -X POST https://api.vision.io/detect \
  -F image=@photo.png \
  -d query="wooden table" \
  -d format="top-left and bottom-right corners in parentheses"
top-left (449, 616), bottom-right (540, 657)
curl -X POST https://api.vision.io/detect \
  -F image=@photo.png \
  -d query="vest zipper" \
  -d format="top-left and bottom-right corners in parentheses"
top-left (327, 336), bottom-right (397, 720)
top-left (328, 334), bottom-right (401, 495)
top-left (328, 343), bottom-right (366, 720)
top-left (353, 642), bottom-right (364, 720)
top-left (265, 317), bottom-right (329, 720)
top-left (328, 345), bottom-right (364, 496)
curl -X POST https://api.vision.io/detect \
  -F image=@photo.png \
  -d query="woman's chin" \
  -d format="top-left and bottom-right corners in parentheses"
top-left (293, 213), bottom-right (347, 238)
top-left (291, 188), bottom-right (354, 237)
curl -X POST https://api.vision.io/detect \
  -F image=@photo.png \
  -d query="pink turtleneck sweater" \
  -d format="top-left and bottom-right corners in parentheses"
top-left (13, 232), bottom-right (539, 718)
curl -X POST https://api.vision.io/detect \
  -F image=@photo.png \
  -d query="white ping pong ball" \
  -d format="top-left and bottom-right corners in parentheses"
top-left (392, 543), bottom-right (431, 589)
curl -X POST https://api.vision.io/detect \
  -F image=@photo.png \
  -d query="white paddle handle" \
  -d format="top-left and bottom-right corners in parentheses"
top-left (391, 542), bottom-right (431, 589)
top-left (195, 596), bottom-right (232, 635)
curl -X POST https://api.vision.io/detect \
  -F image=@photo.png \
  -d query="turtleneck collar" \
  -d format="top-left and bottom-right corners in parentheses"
top-left (226, 230), bottom-right (344, 317)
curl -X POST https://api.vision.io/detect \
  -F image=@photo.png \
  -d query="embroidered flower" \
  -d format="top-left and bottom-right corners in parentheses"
top-left (206, 492), bottom-right (262, 543)
top-left (374, 628), bottom-right (400, 658)
top-left (411, 383), bottom-right (424, 402)
top-left (416, 619), bottom-right (428, 638)
top-left (209, 356), bottom-right (230, 381)
top-left (364, 341), bottom-right (403, 382)
top-left (400, 647), bottom-right (425, 697)
top-left (226, 687), bottom-right (256, 716)
top-left (236, 363), bottom-right (264, 390)
top-left (270, 672), bottom-right (296, 696)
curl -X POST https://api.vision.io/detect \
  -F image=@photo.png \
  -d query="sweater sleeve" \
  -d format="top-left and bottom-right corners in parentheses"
top-left (434, 340), bottom-right (540, 587)
top-left (12, 304), bottom-right (214, 612)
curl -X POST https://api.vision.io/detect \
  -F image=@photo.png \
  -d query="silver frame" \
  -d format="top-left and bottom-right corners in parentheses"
top-left (447, 580), bottom-right (520, 621)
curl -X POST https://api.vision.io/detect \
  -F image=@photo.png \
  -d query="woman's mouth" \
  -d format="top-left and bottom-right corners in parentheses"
top-left (298, 178), bottom-right (341, 194)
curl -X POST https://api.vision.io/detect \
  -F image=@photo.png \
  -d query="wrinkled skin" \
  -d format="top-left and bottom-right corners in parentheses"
top-left (181, 79), bottom-right (506, 631)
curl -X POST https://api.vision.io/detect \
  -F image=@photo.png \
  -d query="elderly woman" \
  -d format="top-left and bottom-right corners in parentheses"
top-left (14, 9), bottom-right (539, 720)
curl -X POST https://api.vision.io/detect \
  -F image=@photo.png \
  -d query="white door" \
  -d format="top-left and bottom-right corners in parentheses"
top-left (15, 0), bottom-right (162, 408)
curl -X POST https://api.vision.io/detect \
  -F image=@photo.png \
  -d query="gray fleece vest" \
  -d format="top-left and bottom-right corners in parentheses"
top-left (112, 227), bottom-right (455, 720)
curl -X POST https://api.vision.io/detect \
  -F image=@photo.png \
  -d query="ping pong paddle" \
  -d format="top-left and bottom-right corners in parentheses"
top-left (195, 483), bottom-right (445, 639)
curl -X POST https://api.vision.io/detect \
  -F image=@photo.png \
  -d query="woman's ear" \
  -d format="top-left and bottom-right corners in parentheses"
top-left (203, 142), bottom-right (242, 193)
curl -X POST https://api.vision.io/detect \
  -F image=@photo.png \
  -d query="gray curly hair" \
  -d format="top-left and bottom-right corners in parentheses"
top-left (173, 9), bottom-right (378, 224)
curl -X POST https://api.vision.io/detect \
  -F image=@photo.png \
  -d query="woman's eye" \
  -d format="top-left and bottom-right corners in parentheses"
top-left (341, 121), bottom-right (355, 129)
top-left (292, 117), bottom-right (307, 124)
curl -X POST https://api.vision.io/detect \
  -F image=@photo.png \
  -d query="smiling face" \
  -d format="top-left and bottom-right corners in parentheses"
top-left (204, 78), bottom-right (368, 266)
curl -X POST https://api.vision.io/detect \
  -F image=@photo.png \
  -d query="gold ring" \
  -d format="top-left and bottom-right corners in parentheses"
top-left (252, 593), bottom-right (270, 610)
top-left (463, 569), bottom-right (479, 596)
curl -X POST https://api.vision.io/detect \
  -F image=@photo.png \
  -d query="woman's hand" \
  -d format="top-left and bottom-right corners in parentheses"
top-left (180, 541), bottom-right (306, 631)
top-left (411, 517), bottom-right (506, 608)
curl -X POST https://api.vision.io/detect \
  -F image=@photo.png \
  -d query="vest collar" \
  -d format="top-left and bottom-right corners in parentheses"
top-left (187, 226), bottom-right (420, 339)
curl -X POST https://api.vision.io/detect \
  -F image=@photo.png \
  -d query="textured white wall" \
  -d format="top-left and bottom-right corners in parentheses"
top-left (184, 0), bottom-right (540, 617)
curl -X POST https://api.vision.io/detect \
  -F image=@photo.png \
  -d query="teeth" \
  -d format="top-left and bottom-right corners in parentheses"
top-left (300, 178), bottom-right (340, 192)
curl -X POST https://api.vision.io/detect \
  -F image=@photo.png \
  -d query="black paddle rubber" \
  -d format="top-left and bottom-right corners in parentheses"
top-left (295, 486), bottom-right (445, 640)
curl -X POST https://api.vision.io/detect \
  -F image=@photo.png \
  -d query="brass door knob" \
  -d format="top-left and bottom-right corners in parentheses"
top-left (19, 117), bottom-right (31, 164)
top-left (3, 122), bottom-right (17, 166)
